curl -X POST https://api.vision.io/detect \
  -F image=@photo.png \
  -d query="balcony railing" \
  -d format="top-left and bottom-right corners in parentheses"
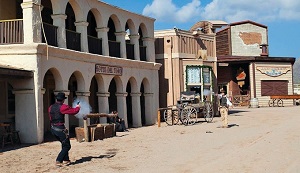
top-left (88, 35), bottom-right (102, 55)
top-left (139, 46), bottom-right (147, 61)
top-left (42, 22), bottom-right (57, 47)
top-left (126, 43), bottom-right (134, 60)
top-left (0, 19), bottom-right (23, 44)
top-left (66, 29), bottom-right (81, 51)
top-left (108, 40), bottom-right (121, 58)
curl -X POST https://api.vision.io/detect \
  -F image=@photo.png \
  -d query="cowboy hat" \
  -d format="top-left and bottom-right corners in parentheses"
top-left (56, 92), bottom-right (67, 100)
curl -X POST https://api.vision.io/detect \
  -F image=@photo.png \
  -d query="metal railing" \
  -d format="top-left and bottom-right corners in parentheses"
top-left (139, 46), bottom-right (147, 61)
top-left (42, 22), bottom-right (58, 47)
top-left (0, 19), bottom-right (23, 44)
top-left (108, 40), bottom-right (121, 58)
top-left (126, 43), bottom-right (134, 60)
top-left (88, 35), bottom-right (102, 55)
top-left (66, 29), bottom-right (81, 51)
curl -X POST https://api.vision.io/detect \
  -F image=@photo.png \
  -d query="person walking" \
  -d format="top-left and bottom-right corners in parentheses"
top-left (48, 92), bottom-right (81, 167)
top-left (217, 89), bottom-right (232, 128)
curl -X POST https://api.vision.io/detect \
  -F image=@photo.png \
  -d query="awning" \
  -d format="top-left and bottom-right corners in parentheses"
top-left (0, 65), bottom-right (33, 79)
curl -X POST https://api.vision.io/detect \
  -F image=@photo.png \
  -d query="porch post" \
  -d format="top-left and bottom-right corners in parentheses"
top-left (115, 31), bottom-right (127, 59)
top-left (131, 92), bottom-right (142, 127)
top-left (115, 92), bottom-right (128, 128)
top-left (97, 92), bottom-right (110, 123)
top-left (21, 2), bottom-right (42, 43)
top-left (129, 34), bottom-right (140, 60)
top-left (51, 14), bottom-right (67, 48)
top-left (75, 21), bottom-right (89, 52)
top-left (96, 27), bottom-right (109, 56)
top-left (142, 37), bottom-right (155, 62)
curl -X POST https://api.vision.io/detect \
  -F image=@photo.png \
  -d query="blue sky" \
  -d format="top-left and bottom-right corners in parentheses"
top-left (102, 0), bottom-right (299, 58)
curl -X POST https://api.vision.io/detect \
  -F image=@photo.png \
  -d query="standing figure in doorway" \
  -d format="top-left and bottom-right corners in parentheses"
top-left (48, 92), bottom-right (81, 167)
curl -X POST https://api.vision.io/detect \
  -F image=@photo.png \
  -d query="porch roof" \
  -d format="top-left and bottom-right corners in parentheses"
top-left (0, 65), bottom-right (33, 79)
top-left (217, 56), bottom-right (295, 64)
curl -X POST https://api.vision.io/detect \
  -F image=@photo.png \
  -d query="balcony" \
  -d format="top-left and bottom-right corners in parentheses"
top-left (0, 19), bottom-right (126, 61)
top-left (66, 29), bottom-right (81, 51)
top-left (42, 22), bottom-right (58, 47)
top-left (88, 35), bottom-right (102, 55)
top-left (139, 46), bottom-right (147, 61)
top-left (108, 40), bottom-right (121, 58)
top-left (0, 19), bottom-right (23, 44)
top-left (126, 43), bottom-right (134, 60)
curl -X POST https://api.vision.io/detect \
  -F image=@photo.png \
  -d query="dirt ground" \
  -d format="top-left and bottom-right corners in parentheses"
top-left (1, 106), bottom-right (300, 173)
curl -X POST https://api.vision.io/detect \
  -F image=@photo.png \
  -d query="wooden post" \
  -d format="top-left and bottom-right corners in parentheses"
top-left (83, 119), bottom-right (89, 142)
top-left (157, 109), bottom-right (161, 127)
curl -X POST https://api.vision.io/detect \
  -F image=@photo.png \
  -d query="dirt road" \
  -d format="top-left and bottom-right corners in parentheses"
top-left (1, 106), bottom-right (300, 173)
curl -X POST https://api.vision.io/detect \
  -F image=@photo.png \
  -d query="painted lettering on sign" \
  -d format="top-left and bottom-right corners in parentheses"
top-left (95, 64), bottom-right (123, 76)
top-left (256, 66), bottom-right (290, 77)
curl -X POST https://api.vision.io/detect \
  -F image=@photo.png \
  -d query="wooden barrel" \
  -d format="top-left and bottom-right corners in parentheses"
top-left (250, 98), bottom-right (259, 108)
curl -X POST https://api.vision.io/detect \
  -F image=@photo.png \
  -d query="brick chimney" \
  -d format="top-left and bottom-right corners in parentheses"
top-left (260, 44), bottom-right (268, 57)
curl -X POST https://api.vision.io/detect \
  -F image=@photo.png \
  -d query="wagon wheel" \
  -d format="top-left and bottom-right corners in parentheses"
top-left (180, 105), bottom-right (197, 126)
top-left (268, 99), bottom-right (274, 107)
top-left (163, 109), bottom-right (179, 125)
top-left (277, 99), bottom-right (283, 107)
top-left (203, 101), bottom-right (214, 123)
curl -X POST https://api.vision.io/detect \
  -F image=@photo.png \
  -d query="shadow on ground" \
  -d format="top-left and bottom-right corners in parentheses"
top-left (69, 148), bottom-right (118, 165)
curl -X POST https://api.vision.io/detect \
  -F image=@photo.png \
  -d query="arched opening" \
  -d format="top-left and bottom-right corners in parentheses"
top-left (108, 79), bottom-right (117, 112)
top-left (125, 20), bottom-right (134, 60)
top-left (89, 76), bottom-right (99, 124)
top-left (41, 0), bottom-right (57, 46)
top-left (43, 70), bottom-right (56, 142)
top-left (65, 3), bottom-right (81, 51)
top-left (87, 10), bottom-right (102, 55)
top-left (139, 25), bottom-right (147, 61)
top-left (126, 82), bottom-right (133, 127)
top-left (41, 0), bottom-right (53, 24)
top-left (140, 83), bottom-right (146, 126)
top-left (107, 16), bottom-right (121, 58)
top-left (0, 0), bottom-right (22, 20)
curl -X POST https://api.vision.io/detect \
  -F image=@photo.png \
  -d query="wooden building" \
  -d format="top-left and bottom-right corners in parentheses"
top-left (155, 21), bottom-right (227, 109)
top-left (216, 20), bottom-right (295, 107)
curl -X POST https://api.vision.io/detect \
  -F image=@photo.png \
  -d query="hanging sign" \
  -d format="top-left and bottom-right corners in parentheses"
top-left (256, 66), bottom-right (290, 77)
top-left (95, 64), bottom-right (123, 76)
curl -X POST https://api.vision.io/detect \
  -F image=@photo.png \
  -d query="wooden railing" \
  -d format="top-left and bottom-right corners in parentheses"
top-left (66, 29), bottom-right (81, 51)
top-left (139, 46), bottom-right (147, 61)
top-left (88, 35), bottom-right (102, 55)
top-left (42, 22), bottom-right (58, 47)
top-left (232, 95), bottom-right (250, 107)
top-left (0, 19), bottom-right (23, 44)
top-left (126, 43), bottom-right (134, 60)
top-left (108, 40), bottom-right (121, 58)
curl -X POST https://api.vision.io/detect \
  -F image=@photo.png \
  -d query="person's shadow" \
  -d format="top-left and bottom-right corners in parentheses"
top-left (69, 149), bottom-right (117, 165)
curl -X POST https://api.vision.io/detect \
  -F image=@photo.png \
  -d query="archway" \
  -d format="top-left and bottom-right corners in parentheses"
top-left (89, 76), bottom-right (99, 124)
top-left (42, 70), bottom-right (57, 142)
top-left (126, 81), bottom-right (132, 127)
top-left (108, 79), bottom-right (117, 112)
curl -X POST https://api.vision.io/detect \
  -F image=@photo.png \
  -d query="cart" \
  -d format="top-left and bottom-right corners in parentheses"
top-left (163, 91), bottom-right (214, 126)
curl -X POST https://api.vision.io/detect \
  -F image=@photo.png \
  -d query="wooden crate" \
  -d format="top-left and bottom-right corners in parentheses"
top-left (102, 124), bottom-right (115, 138)
top-left (75, 127), bottom-right (85, 142)
top-left (90, 126), bottom-right (104, 141)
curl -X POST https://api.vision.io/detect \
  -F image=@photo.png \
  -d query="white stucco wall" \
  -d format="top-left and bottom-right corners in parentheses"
top-left (231, 23), bottom-right (268, 56)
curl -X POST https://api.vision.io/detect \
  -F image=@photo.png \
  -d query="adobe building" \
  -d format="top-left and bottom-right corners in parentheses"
top-left (155, 21), bottom-right (227, 109)
top-left (0, 0), bottom-right (160, 144)
top-left (216, 20), bottom-right (295, 107)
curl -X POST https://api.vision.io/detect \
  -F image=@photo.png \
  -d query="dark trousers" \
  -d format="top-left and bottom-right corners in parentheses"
top-left (51, 127), bottom-right (71, 162)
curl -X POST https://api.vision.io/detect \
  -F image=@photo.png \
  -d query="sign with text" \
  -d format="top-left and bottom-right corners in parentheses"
top-left (95, 64), bottom-right (123, 76)
top-left (256, 66), bottom-right (290, 77)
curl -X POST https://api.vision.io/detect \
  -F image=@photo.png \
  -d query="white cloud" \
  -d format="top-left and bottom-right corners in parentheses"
top-left (142, 0), bottom-right (201, 23)
top-left (142, 0), bottom-right (300, 25)
top-left (200, 0), bottom-right (300, 23)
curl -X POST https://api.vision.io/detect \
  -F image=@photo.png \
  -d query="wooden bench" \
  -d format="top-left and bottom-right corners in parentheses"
top-left (269, 95), bottom-right (300, 107)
